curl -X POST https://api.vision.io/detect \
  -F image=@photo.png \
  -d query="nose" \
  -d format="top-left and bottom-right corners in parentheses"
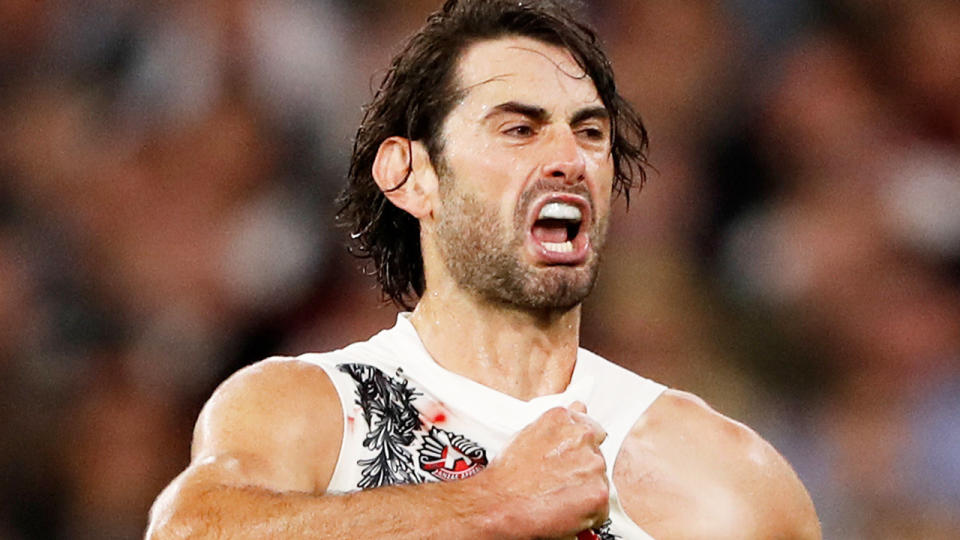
top-left (541, 126), bottom-right (586, 185)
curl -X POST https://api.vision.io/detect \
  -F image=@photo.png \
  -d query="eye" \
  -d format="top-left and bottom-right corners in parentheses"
top-left (577, 126), bottom-right (607, 141)
top-left (504, 124), bottom-right (536, 138)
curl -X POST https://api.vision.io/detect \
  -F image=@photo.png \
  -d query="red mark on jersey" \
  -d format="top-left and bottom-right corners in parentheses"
top-left (420, 402), bottom-right (448, 425)
top-left (577, 530), bottom-right (599, 540)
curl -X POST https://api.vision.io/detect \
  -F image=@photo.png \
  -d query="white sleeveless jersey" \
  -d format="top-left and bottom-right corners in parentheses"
top-left (295, 314), bottom-right (666, 539)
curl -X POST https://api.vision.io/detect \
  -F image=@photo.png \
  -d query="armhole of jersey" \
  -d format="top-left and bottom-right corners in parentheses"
top-left (314, 362), bottom-right (360, 494)
top-left (602, 381), bottom-right (667, 540)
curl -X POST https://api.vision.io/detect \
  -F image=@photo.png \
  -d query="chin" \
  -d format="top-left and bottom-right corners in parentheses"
top-left (496, 262), bottom-right (599, 312)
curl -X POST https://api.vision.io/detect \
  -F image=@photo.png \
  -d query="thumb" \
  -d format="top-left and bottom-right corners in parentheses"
top-left (569, 401), bottom-right (587, 415)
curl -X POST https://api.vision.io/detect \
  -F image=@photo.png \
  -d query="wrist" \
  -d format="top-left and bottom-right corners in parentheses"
top-left (462, 469), bottom-right (525, 540)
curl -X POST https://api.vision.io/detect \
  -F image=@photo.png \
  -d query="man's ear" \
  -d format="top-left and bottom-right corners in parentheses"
top-left (372, 136), bottom-right (438, 219)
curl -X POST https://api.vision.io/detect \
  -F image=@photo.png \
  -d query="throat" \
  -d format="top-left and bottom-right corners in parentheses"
top-left (470, 356), bottom-right (577, 401)
top-left (409, 299), bottom-right (582, 400)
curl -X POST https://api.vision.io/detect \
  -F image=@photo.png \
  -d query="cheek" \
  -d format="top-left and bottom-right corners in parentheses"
top-left (452, 154), bottom-right (528, 212)
top-left (598, 196), bottom-right (613, 232)
top-left (440, 157), bottom-right (523, 229)
top-left (588, 154), bottom-right (615, 195)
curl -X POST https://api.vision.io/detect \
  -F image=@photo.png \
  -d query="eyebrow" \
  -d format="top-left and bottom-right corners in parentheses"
top-left (570, 105), bottom-right (610, 126)
top-left (483, 101), bottom-right (549, 123)
top-left (483, 101), bottom-right (610, 126)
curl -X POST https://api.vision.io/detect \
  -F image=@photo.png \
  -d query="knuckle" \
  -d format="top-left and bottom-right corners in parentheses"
top-left (586, 483), bottom-right (610, 509)
top-left (574, 425), bottom-right (602, 448)
top-left (544, 406), bottom-right (570, 422)
top-left (573, 427), bottom-right (591, 445)
top-left (591, 452), bottom-right (607, 473)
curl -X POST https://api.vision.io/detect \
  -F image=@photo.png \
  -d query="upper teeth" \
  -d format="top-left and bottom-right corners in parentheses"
top-left (538, 202), bottom-right (582, 221)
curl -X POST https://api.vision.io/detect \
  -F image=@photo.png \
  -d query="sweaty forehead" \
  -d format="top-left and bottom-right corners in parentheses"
top-left (453, 36), bottom-right (599, 107)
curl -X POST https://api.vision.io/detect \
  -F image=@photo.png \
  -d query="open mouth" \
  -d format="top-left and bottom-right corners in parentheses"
top-left (527, 195), bottom-right (591, 263)
top-left (532, 202), bottom-right (582, 252)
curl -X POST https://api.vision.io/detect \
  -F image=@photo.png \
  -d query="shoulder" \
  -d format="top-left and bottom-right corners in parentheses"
top-left (196, 356), bottom-right (341, 438)
top-left (191, 356), bottom-right (344, 493)
top-left (613, 389), bottom-right (821, 539)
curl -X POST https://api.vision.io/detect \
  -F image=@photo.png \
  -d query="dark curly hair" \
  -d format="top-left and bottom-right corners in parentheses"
top-left (336, 0), bottom-right (649, 309)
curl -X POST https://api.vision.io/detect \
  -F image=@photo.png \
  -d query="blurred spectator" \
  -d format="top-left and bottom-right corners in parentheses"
top-left (719, 19), bottom-right (960, 539)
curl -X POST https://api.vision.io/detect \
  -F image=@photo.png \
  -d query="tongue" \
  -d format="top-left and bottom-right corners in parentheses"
top-left (532, 219), bottom-right (569, 243)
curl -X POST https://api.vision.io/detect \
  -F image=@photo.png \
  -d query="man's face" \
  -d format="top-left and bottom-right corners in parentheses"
top-left (430, 36), bottom-right (615, 311)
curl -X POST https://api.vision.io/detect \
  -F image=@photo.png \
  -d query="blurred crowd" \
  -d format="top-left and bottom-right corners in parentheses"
top-left (1, 1), bottom-right (958, 538)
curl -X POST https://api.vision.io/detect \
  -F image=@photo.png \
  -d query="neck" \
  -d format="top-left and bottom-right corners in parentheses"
top-left (410, 283), bottom-right (582, 401)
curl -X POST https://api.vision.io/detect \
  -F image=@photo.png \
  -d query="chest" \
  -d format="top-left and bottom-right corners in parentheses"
top-left (325, 362), bottom-right (656, 539)
top-left (330, 362), bottom-right (511, 490)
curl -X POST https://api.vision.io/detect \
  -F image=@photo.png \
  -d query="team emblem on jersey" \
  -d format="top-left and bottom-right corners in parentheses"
top-left (418, 427), bottom-right (488, 481)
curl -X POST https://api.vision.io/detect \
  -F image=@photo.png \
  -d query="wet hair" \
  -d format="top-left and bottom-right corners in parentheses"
top-left (336, 0), bottom-right (649, 309)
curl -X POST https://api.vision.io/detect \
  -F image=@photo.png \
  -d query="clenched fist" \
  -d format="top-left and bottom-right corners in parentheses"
top-left (475, 402), bottom-right (609, 540)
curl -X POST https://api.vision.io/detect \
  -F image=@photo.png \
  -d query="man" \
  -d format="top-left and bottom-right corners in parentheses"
top-left (148, 1), bottom-right (820, 538)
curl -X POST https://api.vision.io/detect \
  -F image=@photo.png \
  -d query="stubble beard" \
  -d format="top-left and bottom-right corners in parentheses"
top-left (434, 175), bottom-right (608, 313)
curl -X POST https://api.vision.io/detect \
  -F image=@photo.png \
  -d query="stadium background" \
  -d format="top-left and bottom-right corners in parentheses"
top-left (1, 0), bottom-right (958, 538)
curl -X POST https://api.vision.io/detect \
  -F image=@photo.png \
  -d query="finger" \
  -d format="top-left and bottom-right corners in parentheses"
top-left (567, 403), bottom-right (606, 445)
top-left (595, 425), bottom-right (608, 445)
top-left (571, 411), bottom-right (607, 446)
top-left (588, 420), bottom-right (608, 446)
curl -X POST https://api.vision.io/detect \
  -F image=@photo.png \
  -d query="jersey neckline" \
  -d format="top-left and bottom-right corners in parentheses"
top-left (387, 312), bottom-right (597, 432)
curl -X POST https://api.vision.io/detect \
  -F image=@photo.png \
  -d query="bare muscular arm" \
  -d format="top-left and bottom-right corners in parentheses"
top-left (612, 389), bottom-right (822, 540)
top-left (146, 359), bottom-right (609, 540)
top-left (148, 453), bottom-right (509, 539)
top-left (147, 359), bottom-right (497, 539)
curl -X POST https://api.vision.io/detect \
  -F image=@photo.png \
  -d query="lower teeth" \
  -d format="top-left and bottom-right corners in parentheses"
top-left (543, 241), bottom-right (574, 253)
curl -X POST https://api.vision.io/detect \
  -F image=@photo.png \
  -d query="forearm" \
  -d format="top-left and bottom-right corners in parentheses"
top-left (148, 473), bottom-right (510, 540)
